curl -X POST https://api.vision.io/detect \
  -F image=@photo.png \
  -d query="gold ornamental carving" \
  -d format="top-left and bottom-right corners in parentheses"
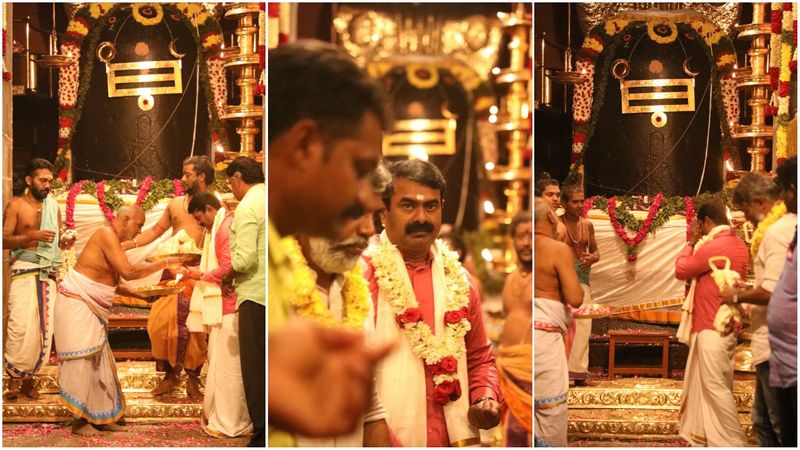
top-left (576, 3), bottom-right (741, 35)
top-left (334, 7), bottom-right (502, 83)
top-left (382, 119), bottom-right (457, 158)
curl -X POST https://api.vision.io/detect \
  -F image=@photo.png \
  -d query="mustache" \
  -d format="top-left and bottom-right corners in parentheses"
top-left (405, 221), bottom-right (434, 235)
top-left (332, 235), bottom-right (369, 248)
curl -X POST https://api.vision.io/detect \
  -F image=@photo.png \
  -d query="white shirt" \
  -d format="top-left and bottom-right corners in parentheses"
top-left (750, 213), bottom-right (797, 366)
top-left (295, 274), bottom-right (388, 447)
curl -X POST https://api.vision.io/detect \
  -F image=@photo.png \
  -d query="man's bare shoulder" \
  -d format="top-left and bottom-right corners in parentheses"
top-left (537, 235), bottom-right (571, 251)
top-left (4, 196), bottom-right (24, 211)
top-left (88, 226), bottom-right (117, 244)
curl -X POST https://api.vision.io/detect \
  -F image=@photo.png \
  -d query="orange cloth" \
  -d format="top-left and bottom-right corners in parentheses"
top-left (147, 284), bottom-right (206, 371)
top-left (497, 344), bottom-right (532, 434)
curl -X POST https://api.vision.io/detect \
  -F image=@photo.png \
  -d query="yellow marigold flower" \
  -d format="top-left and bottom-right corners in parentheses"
top-left (203, 33), bottom-right (223, 49)
top-left (89, 3), bottom-right (114, 19)
top-left (717, 53), bottom-right (736, 67)
top-left (584, 37), bottom-right (604, 53)
top-left (67, 21), bottom-right (89, 36)
top-left (604, 19), bottom-right (630, 36)
top-left (780, 44), bottom-right (792, 80)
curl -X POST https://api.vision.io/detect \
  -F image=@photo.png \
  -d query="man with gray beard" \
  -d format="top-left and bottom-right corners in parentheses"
top-left (288, 163), bottom-right (394, 446)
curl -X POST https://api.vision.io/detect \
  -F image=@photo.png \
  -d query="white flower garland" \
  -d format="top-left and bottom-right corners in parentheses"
top-left (369, 238), bottom-right (472, 366)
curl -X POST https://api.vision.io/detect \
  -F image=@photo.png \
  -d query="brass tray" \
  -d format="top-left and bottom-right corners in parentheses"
top-left (145, 253), bottom-right (201, 265)
top-left (134, 286), bottom-right (183, 298)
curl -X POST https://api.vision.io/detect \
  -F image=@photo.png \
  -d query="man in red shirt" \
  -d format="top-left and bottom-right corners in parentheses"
top-left (362, 159), bottom-right (501, 446)
top-left (675, 202), bottom-right (749, 446)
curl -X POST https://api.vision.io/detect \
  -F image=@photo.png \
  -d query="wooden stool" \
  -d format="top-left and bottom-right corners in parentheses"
top-left (607, 330), bottom-right (671, 379)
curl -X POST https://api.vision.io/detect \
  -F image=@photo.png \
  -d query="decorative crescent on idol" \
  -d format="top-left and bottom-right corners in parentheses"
top-left (96, 41), bottom-right (116, 64)
top-left (682, 58), bottom-right (700, 77)
top-left (168, 39), bottom-right (186, 59)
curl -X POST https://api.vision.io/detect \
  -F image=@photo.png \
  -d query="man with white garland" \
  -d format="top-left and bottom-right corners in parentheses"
top-left (362, 159), bottom-right (501, 447)
top-left (675, 202), bottom-right (748, 446)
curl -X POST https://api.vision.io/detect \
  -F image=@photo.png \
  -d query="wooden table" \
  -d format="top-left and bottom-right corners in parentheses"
top-left (607, 330), bottom-right (671, 379)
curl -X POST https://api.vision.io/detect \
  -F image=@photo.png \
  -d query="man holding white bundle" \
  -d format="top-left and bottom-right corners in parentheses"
top-left (675, 202), bottom-right (748, 446)
top-left (181, 192), bottom-right (252, 438)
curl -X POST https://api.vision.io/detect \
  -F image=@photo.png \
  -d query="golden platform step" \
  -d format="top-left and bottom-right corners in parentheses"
top-left (568, 377), bottom-right (756, 444)
top-left (3, 362), bottom-right (205, 423)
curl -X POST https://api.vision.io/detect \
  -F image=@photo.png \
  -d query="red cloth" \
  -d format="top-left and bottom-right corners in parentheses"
top-left (363, 251), bottom-right (501, 447)
top-left (200, 211), bottom-right (237, 315)
top-left (675, 230), bottom-right (749, 333)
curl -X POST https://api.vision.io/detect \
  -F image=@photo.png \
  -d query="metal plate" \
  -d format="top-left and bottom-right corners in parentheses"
top-left (133, 286), bottom-right (183, 298)
top-left (144, 253), bottom-right (201, 265)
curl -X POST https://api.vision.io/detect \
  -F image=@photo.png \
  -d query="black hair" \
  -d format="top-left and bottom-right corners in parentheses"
top-left (382, 159), bottom-right (446, 209)
top-left (535, 172), bottom-right (559, 196)
top-left (775, 156), bottom-right (797, 192)
top-left (439, 231), bottom-right (467, 263)
top-left (225, 156), bottom-right (265, 184)
top-left (26, 158), bottom-right (54, 178)
top-left (183, 155), bottom-right (215, 185)
top-left (696, 201), bottom-right (729, 226)
top-left (268, 40), bottom-right (393, 145)
top-left (510, 211), bottom-right (532, 237)
top-left (560, 184), bottom-right (583, 203)
top-left (187, 191), bottom-right (221, 214)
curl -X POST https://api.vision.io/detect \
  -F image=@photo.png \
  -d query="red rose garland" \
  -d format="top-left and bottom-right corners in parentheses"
top-left (581, 196), bottom-right (596, 218)
top-left (135, 176), bottom-right (153, 206)
top-left (96, 182), bottom-right (115, 223)
top-left (65, 180), bottom-right (87, 230)
top-left (607, 193), bottom-right (663, 261)
top-left (173, 179), bottom-right (185, 196)
top-left (684, 196), bottom-right (695, 241)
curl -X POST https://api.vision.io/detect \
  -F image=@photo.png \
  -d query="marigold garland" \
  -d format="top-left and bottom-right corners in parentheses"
top-left (750, 202), bottom-right (787, 259)
top-left (283, 237), bottom-right (370, 331)
top-left (369, 237), bottom-right (471, 405)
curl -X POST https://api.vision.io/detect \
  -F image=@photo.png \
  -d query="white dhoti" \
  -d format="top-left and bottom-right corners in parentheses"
top-left (203, 314), bottom-right (253, 438)
top-left (567, 285), bottom-right (592, 375)
top-left (679, 330), bottom-right (747, 447)
top-left (5, 261), bottom-right (56, 378)
top-left (534, 298), bottom-right (572, 447)
top-left (55, 269), bottom-right (125, 424)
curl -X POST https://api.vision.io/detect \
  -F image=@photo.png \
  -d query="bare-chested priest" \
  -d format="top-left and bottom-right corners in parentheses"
top-left (56, 205), bottom-right (181, 436)
top-left (497, 212), bottom-right (533, 446)
top-left (559, 184), bottom-right (599, 386)
top-left (3, 159), bottom-right (74, 400)
top-left (533, 197), bottom-right (583, 447)
top-left (120, 156), bottom-right (212, 397)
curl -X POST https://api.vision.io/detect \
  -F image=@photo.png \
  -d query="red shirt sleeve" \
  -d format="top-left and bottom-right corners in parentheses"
top-left (464, 282), bottom-right (502, 404)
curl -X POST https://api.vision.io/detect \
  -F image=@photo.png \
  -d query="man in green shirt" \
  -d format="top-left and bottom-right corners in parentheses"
top-left (225, 156), bottom-right (266, 447)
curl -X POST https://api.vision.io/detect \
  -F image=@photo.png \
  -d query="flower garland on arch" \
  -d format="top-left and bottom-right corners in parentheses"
top-left (568, 16), bottom-right (738, 185)
top-left (62, 178), bottom-right (184, 229)
top-left (55, 3), bottom-right (227, 181)
top-left (580, 192), bottom-right (725, 262)
top-left (283, 238), bottom-right (370, 331)
top-left (369, 237), bottom-right (471, 405)
top-left (750, 202), bottom-right (787, 259)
